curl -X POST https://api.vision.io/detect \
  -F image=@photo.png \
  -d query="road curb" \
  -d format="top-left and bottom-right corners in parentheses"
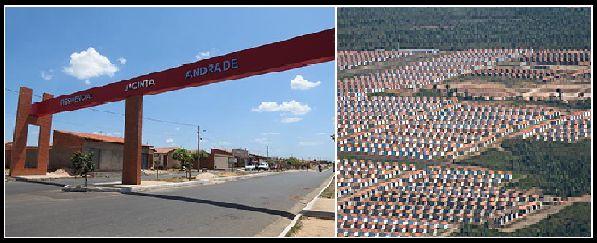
top-left (279, 173), bottom-right (335, 237)
top-left (62, 185), bottom-right (122, 192)
top-left (14, 177), bottom-right (69, 187)
top-left (57, 170), bottom-right (295, 193)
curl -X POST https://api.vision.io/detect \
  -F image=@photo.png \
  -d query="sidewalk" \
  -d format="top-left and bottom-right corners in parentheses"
top-left (283, 176), bottom-right (335, 237)
top-left (7, 169), bottom-right (188, 187)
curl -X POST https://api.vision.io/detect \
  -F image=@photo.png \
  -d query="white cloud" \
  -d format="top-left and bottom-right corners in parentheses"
top-left (281, 117), bottom-right (303, 123)
top-left (195, 51), bottom-right (211, 60)
top-left (254, 137), bottom-right (269, 144)
top-left (290, 75), bottom-right (320, 90)
top-left (63, 47), bottom-right (118, 80)
top-left (261, 132), bottom-right (280, 136)
top-left (252, 100), bottom-right (311, 115)
top-left (41, 70), bottom-right (54, 81)
top-left (316, 132), bottom-right (329, 135)
top-left (84, 80), bottom-right (91, 85)
top-left (93, 131), bottom-right (121, 137)
top-left (117, 57), bottom-right (127, 65)
top-left (165, 138), bottom-right (174, 144)
top-left (298, 141), bottom-right (322, 146)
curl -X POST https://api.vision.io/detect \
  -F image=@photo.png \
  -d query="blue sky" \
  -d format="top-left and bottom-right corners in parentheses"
top-left (5, 7), bottom-right (335, 161)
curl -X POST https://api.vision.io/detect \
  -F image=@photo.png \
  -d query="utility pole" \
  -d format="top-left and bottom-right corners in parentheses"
top-left (266, 145), bottom-right (269, 157)
top-left (197, 126), bottom-right (206, 171)
top-left (197, 126), bottom-right (201, 158)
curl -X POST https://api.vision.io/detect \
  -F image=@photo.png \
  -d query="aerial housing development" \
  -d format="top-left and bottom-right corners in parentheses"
top-left (336, 7), bottom-right (592, 237)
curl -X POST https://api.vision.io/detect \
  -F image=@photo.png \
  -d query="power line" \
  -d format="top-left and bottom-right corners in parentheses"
top-left (6, 88), bottom-right (199, 127)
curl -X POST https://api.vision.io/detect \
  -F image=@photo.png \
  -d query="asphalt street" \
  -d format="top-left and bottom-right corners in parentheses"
top-left (4, 169), bottom-right (333, 237)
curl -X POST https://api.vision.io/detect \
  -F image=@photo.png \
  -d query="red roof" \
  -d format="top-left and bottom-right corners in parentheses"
top-left (154, 147), bottom-right (178, 154)
top-left (55, 130), bottom-right (151, 146)
top-left (211, 148), bottom-right (233, 156)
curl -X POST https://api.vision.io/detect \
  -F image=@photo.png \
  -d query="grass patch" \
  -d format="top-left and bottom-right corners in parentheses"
top-left (456, 138), bottom-right (591, 198)
top-left (452, 202), bottom-right (591, 237)
top-left (320, 178), bottom-right (336, 199)
top-left (509, 99), bottom-right (592, 110)
top-left (285, 216), bottom-right (305, 237)
top-left (413, 88), bottom-right (443, 97)
top-left (367, 88), bottom-right (443, 98)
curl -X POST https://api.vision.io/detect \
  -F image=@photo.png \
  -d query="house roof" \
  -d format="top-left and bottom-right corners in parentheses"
top-left (211, 148), bottom-right (233, 156)
top-left (154, 147), bottom-right (178, 154)
top-left (55, 130), bottom-right (151, 146)
top-left (249, 153), bottom-right (268, 159)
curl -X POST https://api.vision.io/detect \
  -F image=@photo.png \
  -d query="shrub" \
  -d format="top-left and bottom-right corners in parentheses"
top-left (71, 151), bottom-right (95, 187)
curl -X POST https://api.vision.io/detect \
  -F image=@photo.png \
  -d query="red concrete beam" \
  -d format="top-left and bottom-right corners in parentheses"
top-left (30, 28), bottom-right (335, 117)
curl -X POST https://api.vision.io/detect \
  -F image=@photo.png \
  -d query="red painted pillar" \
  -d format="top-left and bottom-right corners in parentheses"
top-left (10, 87), bottom-right (33, 176)
top-left (122, 95), bottom-right (143, 185)
top-left (35, 93), bottom-right (54, 174)
top-left (10, 88), bottom-right (53, 176)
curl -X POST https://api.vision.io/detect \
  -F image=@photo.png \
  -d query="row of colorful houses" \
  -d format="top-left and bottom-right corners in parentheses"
top-left (338, 49), bottom-right (437, 70)
top-left (336, 47), bottom-right (591, 237)
top-left (338, 49), bottom-right (590, 95)
top-left (337, 160), bottom-right (545, 237)
top-left (337, 93), bottom-right (571, 160)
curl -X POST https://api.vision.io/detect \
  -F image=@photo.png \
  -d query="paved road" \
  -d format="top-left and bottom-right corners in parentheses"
top-left (4, 169), bottom-right (332, 237)
top-left (5, 181), bottom-right (64, 196)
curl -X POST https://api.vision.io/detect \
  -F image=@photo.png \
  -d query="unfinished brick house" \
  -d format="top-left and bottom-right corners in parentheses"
top-left (49, 130), bottom-right (155, 171)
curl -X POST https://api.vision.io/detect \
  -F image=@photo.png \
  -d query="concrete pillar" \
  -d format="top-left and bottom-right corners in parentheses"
top-left (10, 87), bottom-right (53, 176)
top-left (35, 93), bottom-right (54, 174)
top-left (122, 95), bottom-right (143, 185)
top-left (10, 87), bottom-right (33, 176)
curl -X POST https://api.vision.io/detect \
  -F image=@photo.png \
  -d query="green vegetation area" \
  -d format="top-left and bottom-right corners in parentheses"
top-left (454, 97), bottom-right (592, 110)
top-left (320, 178), bottom-right (335, 199)
top-left (452, 202), bottom-right (591, 237)
top-left (285, 215), bottom-right (305, 237)
top-left (457, 138), bottom-right (591, 198)
top-left (338, 52), bottom-right (440, 80)
top-left (367, 88), bottom-right (443, 98)
top-left (446, 75), bottom-right (540, 88)
top-left (508, 99), bottom-right (592, 110)
top-left (413, 89), bottom-right (443, 97)
top-left (338, 8), bottom-right (591, 51)
top-left (367, 91), bottom-right (398, 97)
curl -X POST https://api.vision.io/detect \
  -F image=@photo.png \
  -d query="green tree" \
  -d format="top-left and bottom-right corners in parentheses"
top-left (191, 150), bottom-right (209, 165)
top-left (172, 148), bottom-right (194, 180)
top-left (285, 157), bottom-right (306, 169)
top-left (71, 151), bottom-right (95, 188)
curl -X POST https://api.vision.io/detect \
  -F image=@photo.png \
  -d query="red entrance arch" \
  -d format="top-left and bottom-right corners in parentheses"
top-left (10, 28), bottom-right (335, 184)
